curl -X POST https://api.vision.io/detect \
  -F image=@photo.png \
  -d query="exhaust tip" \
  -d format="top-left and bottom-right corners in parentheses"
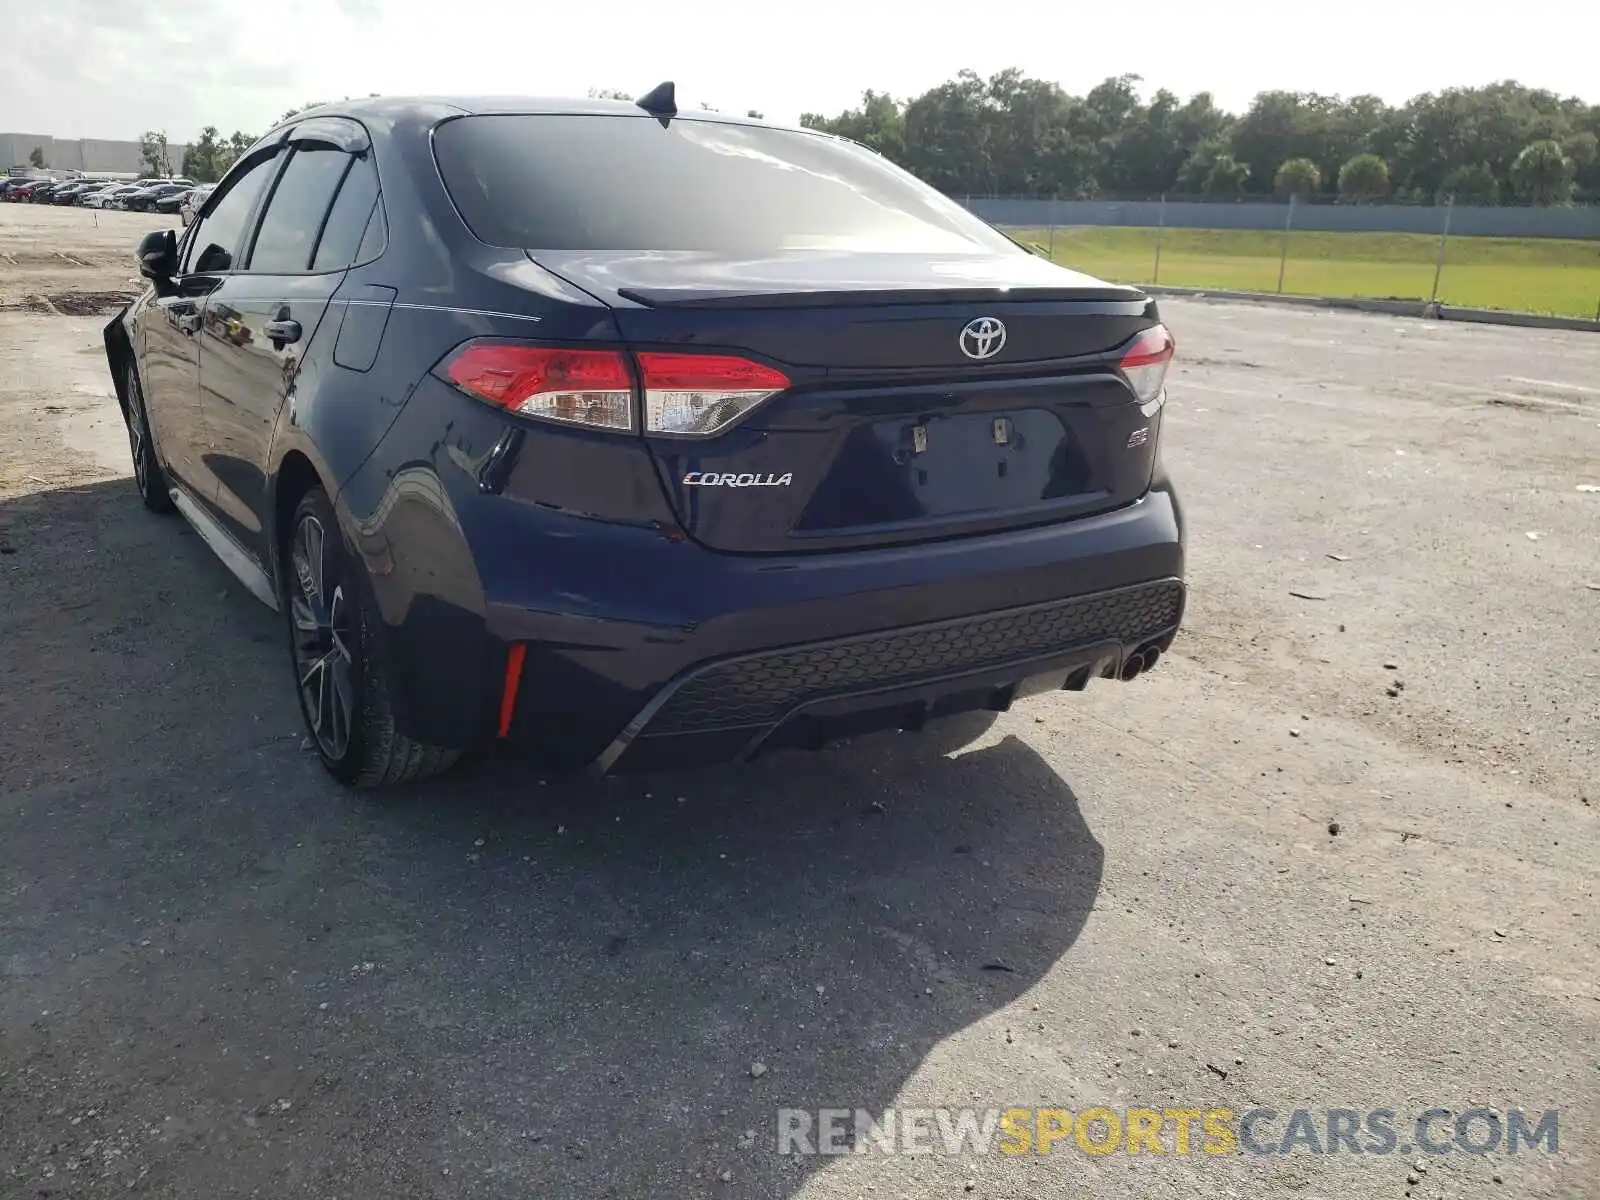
top-left (1118, 652), bottom-right (1146, 682)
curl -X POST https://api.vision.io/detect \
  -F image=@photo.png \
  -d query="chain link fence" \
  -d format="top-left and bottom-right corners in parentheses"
top-left (966, 197), bottom-right (1600, 320)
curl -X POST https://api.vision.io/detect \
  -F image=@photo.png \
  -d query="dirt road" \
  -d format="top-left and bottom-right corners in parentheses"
top-left (2, 206), bottom-right (1596, 1199)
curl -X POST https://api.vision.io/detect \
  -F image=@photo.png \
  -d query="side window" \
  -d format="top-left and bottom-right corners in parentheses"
top-left (183, 152), bottom-right (280, 275)
top-left (356, 199), bottom-right (388, 264)
top-left (247, 146), bottom-right (351, 274)
top-left (311, 154), bottom-right (380, 271)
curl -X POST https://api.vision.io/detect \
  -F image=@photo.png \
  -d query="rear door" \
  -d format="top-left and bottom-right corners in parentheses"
top-left (432, 113), bottom-right (1164, 555)
top-left (198, 119), bottom-right (377, 560)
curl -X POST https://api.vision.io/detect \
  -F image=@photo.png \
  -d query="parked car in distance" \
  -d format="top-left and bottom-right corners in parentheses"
top-left (29, 180), bottom-right (69, 202)
top-left (153, 188), bottom-right (192, 215)
top-left (73, 183), bottom-right (119, 206)
top-left (106, 91), bottom-right (1185, 788)
top-left (178, 184), bottom-right (214, 226)
top-left (82, 184), bottom-right (140, 209)
top-left (53, 182), bottom-right (97, 204)
top-left (120, 181), bottom-right (193, 212)
top-left (114, 183), bottom-right (155, 210)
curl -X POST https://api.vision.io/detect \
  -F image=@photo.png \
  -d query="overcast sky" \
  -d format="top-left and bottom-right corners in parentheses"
top-left (4, 0), bottom-right (1595, 141)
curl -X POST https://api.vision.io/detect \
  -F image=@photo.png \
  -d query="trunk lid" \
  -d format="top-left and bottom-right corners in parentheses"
top-left (534, 249), bottom-right (1165, 554)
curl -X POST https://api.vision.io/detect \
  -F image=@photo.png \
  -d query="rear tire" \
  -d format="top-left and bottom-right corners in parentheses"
top-left (284, 486), bottom-right (461, 788)
top-left (123, 363), bottom-right (174, 513)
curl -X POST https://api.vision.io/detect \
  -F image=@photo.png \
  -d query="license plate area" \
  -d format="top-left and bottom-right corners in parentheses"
top-left (796, 408), bottom-right (1097, 530)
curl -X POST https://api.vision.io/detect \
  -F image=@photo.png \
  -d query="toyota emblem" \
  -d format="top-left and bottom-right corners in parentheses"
top-left (959, 317), bottom-right (1007, 360)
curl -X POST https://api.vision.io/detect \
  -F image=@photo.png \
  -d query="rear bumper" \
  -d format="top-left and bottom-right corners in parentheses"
top-left (597, 576), bottom-right (1183, 772)
top-left (360, 457), bottom-right (1185, 769)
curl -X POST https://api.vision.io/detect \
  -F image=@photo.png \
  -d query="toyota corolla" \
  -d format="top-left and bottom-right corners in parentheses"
top-left (105, 87), bottom-right (1185, 787)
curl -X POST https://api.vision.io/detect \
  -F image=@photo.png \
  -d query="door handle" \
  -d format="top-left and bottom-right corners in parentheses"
top-left (266, 317), bottom-right (302, 348)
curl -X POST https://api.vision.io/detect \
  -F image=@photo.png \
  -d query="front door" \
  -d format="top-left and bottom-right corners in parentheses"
top-left (135, 279), bottom-right (215, 495)
top-left (155, 146), bottom-right (287, 509)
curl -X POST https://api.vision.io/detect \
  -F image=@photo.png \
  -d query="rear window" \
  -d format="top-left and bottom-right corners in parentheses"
top-left (432, 114), bottom-right (1018, 256)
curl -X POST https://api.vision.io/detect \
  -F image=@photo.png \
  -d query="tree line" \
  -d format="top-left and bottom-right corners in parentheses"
top-left (146, 77), bottom-right (1600, 207)
top-left (799, 72), bottom-right (1599, 205)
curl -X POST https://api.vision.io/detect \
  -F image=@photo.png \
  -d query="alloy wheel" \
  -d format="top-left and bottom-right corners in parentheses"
top-left (289, 515), bottom-right (357, 760)
top-left (126, 373), bottom-right (151, 495)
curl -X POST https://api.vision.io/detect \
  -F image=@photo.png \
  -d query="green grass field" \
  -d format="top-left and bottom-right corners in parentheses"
top-left (1003, 226), bottom-right (1600, 318)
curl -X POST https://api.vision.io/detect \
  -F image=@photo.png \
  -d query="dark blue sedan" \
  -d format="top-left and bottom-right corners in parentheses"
top-left (105, 87), bottom-right (1185, 786)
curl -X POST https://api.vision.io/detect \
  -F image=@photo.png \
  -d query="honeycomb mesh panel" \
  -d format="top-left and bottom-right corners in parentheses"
top-left (647, 580), bottom-right (1184, 735)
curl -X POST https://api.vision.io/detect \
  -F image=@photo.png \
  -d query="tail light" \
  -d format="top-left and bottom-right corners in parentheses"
top-left (438, 343), bottom-right (634, 430)
top-left (637, 352), bottom-right (790, 436)
top-left (1118, 325), bottom-right (1175, 415)
top-left (435, 341), bottom-right (790, 437)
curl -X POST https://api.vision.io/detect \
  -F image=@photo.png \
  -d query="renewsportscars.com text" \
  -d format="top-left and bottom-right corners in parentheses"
top-left (777, 1106), bottom-right (1559, 1157)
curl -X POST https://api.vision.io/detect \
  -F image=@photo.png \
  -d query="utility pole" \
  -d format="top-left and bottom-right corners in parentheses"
top-left (1276, 193), bottom-right (1295, 294)
top-left (1153, 194), bottom-right (1166, 285)
top-left (1429, 195), bottom-right (1454, 307)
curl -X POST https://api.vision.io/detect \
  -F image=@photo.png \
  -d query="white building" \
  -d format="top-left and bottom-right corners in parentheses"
top-left (1, 133), bottom-right (190, 175)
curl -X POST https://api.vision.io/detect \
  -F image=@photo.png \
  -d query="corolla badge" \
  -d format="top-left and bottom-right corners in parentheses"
top-left (959, 317), bottom-right (1007, 360)
top-left (683, 472), bottom-right (793, 487)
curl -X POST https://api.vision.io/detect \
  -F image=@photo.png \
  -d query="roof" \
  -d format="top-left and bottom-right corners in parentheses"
top-left (280, 93), bottom-right (780, 131)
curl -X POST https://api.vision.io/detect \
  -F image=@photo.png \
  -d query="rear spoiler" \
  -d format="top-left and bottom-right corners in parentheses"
top-left (615, 284), bottom-right (1148, 309)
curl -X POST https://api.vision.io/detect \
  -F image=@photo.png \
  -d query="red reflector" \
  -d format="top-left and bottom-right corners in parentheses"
top-left (637, 352), bottom-right (790, 391)
top-left (443, 343), bottom-right (632, 409)
top-left (1120, 325), bottom-right (1175, 369)
top-left (497, 642), bottom-right (526, 739)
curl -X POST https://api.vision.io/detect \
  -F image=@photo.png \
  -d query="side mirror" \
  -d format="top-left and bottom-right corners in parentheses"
top-left (137, 229), bottom-right (178, 291)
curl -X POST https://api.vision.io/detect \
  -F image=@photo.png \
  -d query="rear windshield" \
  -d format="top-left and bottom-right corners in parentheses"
top-left (432, 113), bottom-right (1019, 256)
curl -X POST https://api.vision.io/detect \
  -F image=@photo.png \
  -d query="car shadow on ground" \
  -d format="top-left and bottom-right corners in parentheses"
top-left (1, 479), bottom-right (1103, 1198)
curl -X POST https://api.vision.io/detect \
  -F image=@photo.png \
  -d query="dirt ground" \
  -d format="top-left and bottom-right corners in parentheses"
top-left (1, 204), bottom-right (1597, 1199)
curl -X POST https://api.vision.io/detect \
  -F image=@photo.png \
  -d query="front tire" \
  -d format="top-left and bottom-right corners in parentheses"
top-left (124, 363), bottom-right (174, 513)
top-left (285, 487), bottom-right (461, 787)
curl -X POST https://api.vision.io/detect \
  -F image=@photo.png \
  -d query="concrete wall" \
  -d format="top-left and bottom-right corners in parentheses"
top-left (0, 133), bottom-right (55, 170)
top-left (964, 198), bottom-right (1600, 240)
top-left (1, 133), bottom-right (190, 175)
